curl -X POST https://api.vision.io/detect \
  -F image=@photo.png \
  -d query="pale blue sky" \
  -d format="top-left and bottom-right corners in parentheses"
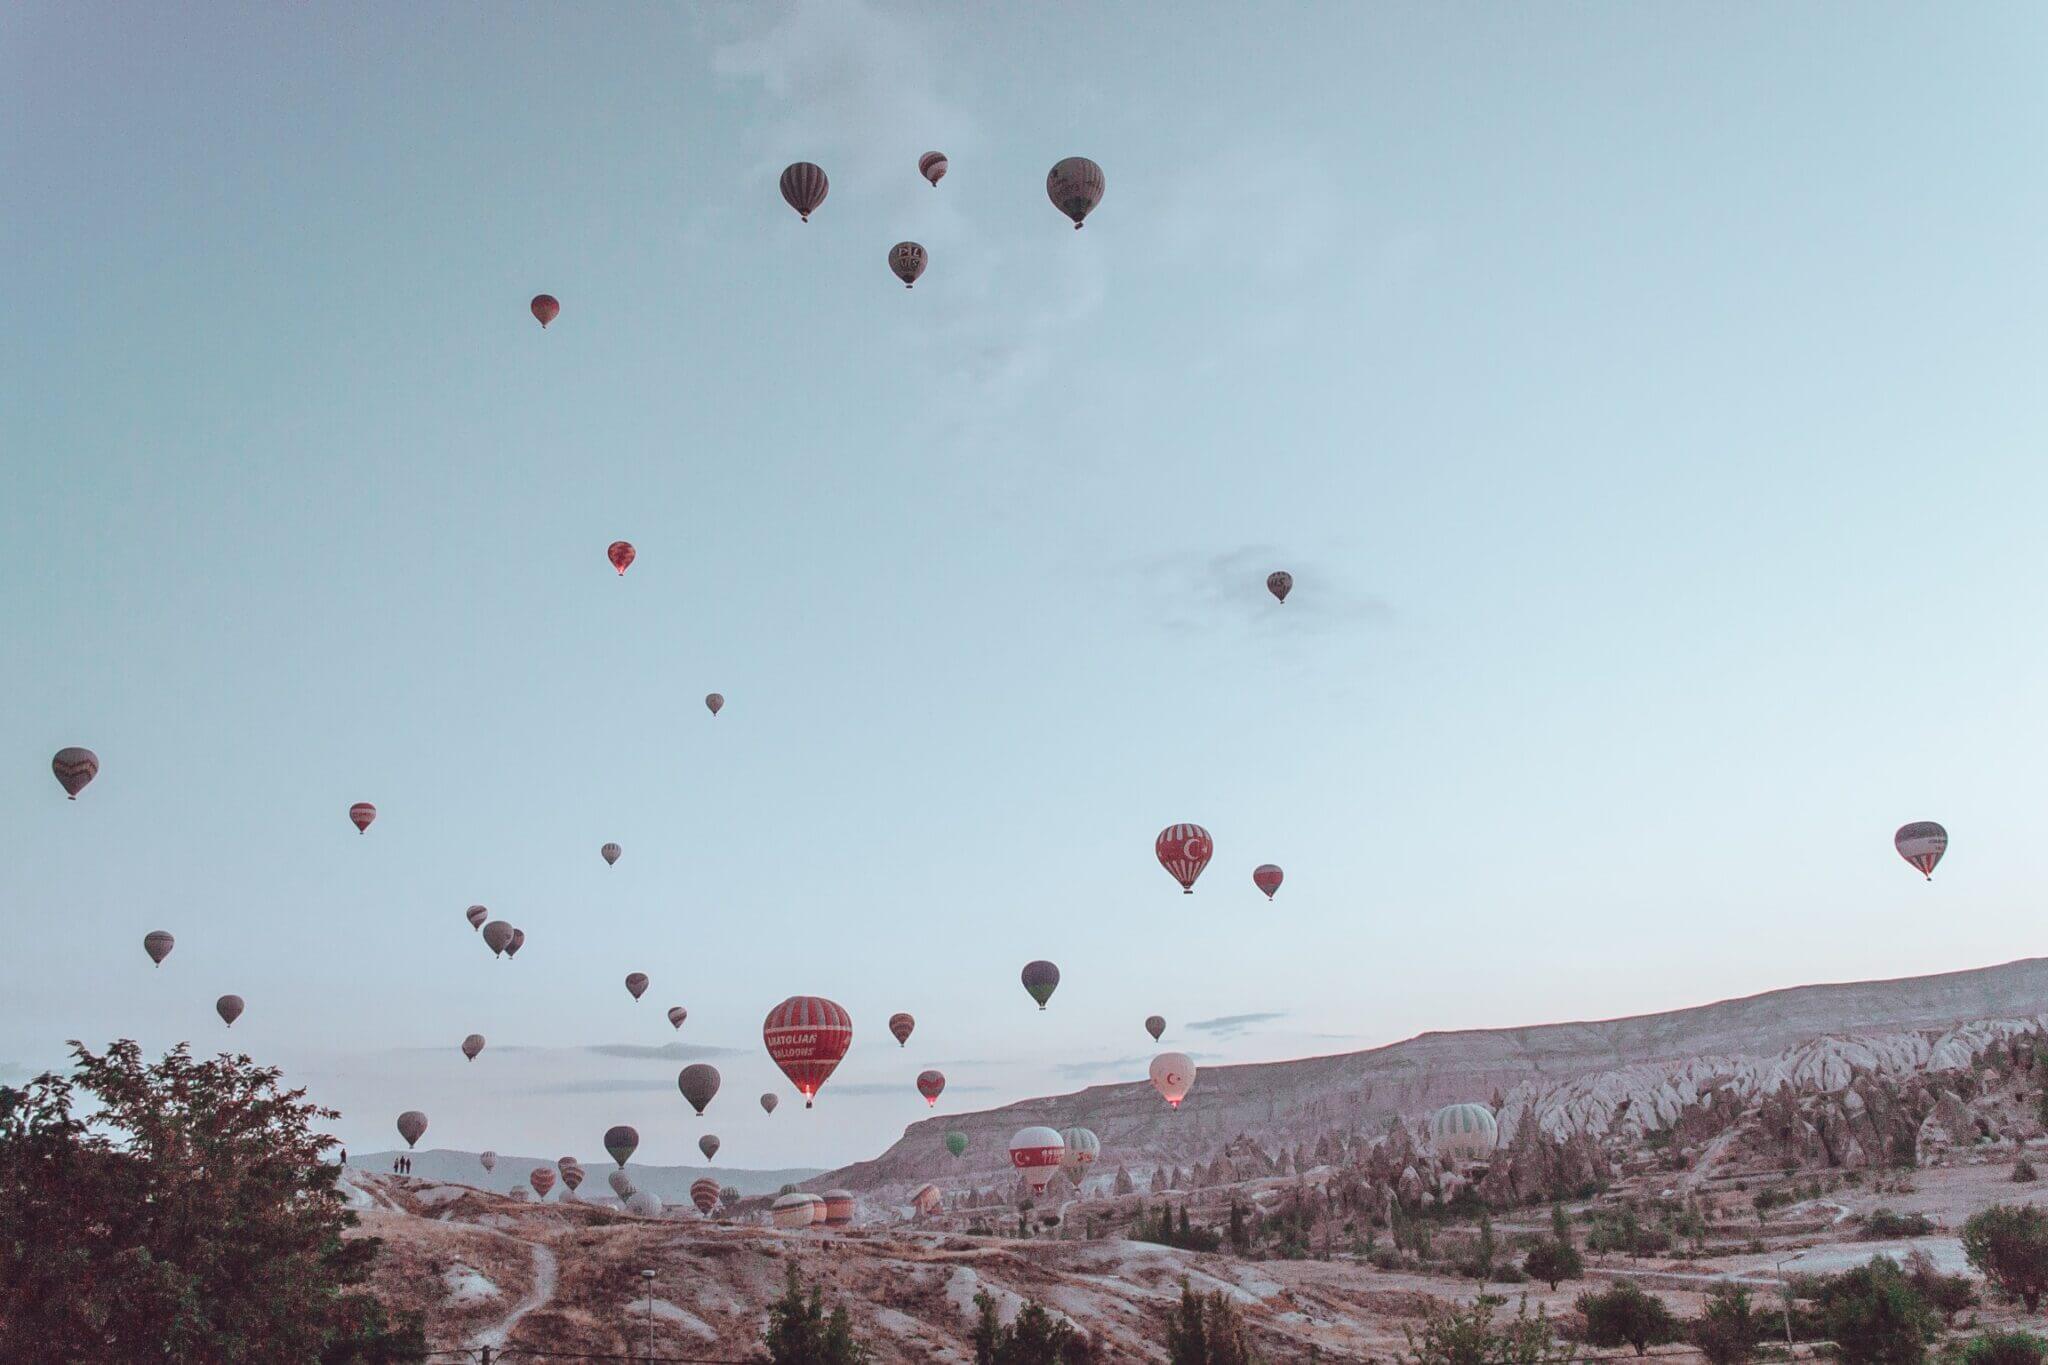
top-left (4, 3), bottom-right (2045, 1168)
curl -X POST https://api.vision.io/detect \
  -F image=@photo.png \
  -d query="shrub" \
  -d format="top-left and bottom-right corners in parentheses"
top-left (972, 1290), bottom-right (1088, 1365)
top-left (1962, 1204), bottom-right (2048, 1312)
top-left (766, 1263), bottom-right (871, 1364)
top-left (1814, 1256), bottom-right (1938, 1365)
top-left (1862, 1208), bottom-right (1936, 1239)
top-left (1575, 1281), bottom-right (1680, 1357)
top-left (1693, 1283), bottom-right (1763, 1365)
top-left (1398, 1294), bottom-right (1571, 1365)
top-left (1904, 1247), bottom-right (1977, 1326)
top-left (1164, 1283), bottom-right (1260, 1365)
top-left (1523, 1239), bottom-right (1584, 1290)
top-left (2013, 1159), bottom-right (2038, 1184)
top-left (1957, 1330), bottom-right (2048, 1365)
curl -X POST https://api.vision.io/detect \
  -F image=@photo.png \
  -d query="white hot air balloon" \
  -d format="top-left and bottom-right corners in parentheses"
top-left (1059, 1126), bottom-right (1100, 1192)
top-left (1429, 1102), bottom-right (1500, 1166)
top-left (1149, 1052), bottom-right (1195, 1109)
top-left (1008, 1126), bottom-right (1065, 1196)
top-left (608, 1169), bottom-right (637, 1200)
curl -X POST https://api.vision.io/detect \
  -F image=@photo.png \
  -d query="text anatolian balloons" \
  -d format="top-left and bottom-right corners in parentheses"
top-left (217, 995), bottom-right (244, 1028)
top-left (601, 842), bottom-right (621, 866)
top-left (917, 1070), bottom-right (946, 1107)
top-left (668, 1006), bottom-right (688, 1030)
top-left (1021, 960), bottom-right (1060, 1009)
top-left (51, 747), bottom-right (99, 799)
top-left (1429, 1103), bottom-right (1499, 1165)
top-left (608, 540), bottom-right (635, 576)
top-left (889, 241), bottom-right (928, 288)
top-left (530, 294), bottom-right (559, 328)
top-left (1059, 1126), bottom-right (1100, 1190)
top-left (678, 1063), bottom-right (721, 1116)
top-left (1150, 1052), bottom-right (1195, 1109)
top-left (763, 996), bottom-right (852, 1107)
top-left (461, 1034), bottom-right (485, 1061)
top-left (1267, 571), bottom-right (1293, 604)
top-left (625, 972), bottom-right (648, 1001)
top-left (1046, 157), bottom-right (1105, 228)
top-left (692, 1177), bottom-right (721, 1214)
top-left (144, 931), bottom-right (175, 966)
top-left (780, 162), bottom-right (829, 221)
top-left (604, 1125), bottom-right (639, 1168)
top-left (1253, 864), bottom-right (1284, 900)
top-left (608, 1168), bottom-right (635, 1199)
top-left (945, 1130), bottom-right (968, 1158)
top-left (397, 1111), bottom-right (428, 1149)
top-left (760, 1092), bottom-right (779, 1114)
top-left (480, 1150), bottom-right (496, 1173)
top-left (1145, 1015), bottom-right (1165, 1042)
top-left (1895, 822), bottom-right (1947, 880)
top-left (1009, 1126), bottom-right (1065, 1195)
top-left (699, 1133), bottom-right (720, 1162)
top-left (466, 905), bottom-right (488, 931)
top-left (349, 802), bottom-right (377, 834)
top-left (705, 692), bottom-right (724, 716)
top-left (889, 1012), bottom-right (915, 1047)
top-left (1156, 824), bottom-right (1213, 893)
top-left (529, 1166), bottom-right (556, 1198)
top-left (919, 151), bottom-right (948, 186)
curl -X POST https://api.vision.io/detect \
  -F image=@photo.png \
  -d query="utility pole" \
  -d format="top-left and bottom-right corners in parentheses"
top-left (641, 1266), bottom-right (657, 1362)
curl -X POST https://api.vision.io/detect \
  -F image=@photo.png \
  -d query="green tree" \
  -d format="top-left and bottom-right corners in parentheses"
top-left (1165, 1282), bottom-right (1261, 1365)
top-left (765, 1263), bottom-right (871, 1364)
top-left (1691, 1283), bottom-right (1762, 1365)
top-left (1398, 1295), bottom-right (1571, 1365)
top-left (1551, 1202), bottom-right (1573, 1246)
top-left (1575, 1281), bottom-right (1680, 1357)
top-left (1814, 1256), bottom-right (1938, 1365)
top-left (0, 1040), bottom-right (425, 1364)
top-left (1522, 1239), bottom-right (1583, 1290)
top-left (1475, 1213), bottom-right (1498, 1283)
top-left (1963, 1204), bottom-right (2048, 1312)
top-left (1959, 1330), bottom-right (2048, 1365)
top-left (972, 1291), bottom-right (1083, 1365)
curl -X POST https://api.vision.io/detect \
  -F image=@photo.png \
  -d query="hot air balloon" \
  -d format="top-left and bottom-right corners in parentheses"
top-left (944, 1130), bottom-right (968, 1159)
top-left (764, 996), bottom-right (852, 1107)
top-left (691, 1177), bottom-right (721, 1214)
top-left (1266, 571), bottom-right (1293, 604)
top-left (1253, 864), bottom-right (1284, 900)
top-left (462, 1033), bottom-right (485, 1061)
top-left (1009, 1126), bottom-right (1065, 1195)
top-left (889, 241), bottom-right (927, 288)
top-left (556, 1155), bottom-right (578, 1180)
top-left (916, 1070), bottom-right (946, 1107)
top-left (912, 1182), bottom-right (943, 1216)
top-left (1145, 1015), bottom-right (1165, 1041)
top-left (679, 1063), bottom-right (721, 1116)
top-left (1047, 157), bottom-right (1105, 228)
top-left (1150, 1052), bottom-right (1195, 1109)
top-left (919, 151), bottom-right (949, 187)
top-left (625, 972), bottom-right (648, 1001)
top-left (482, 921), bottom-right (513, 957)
top-left (480, 1150), bottom-right (496, 1173)
top-left (349, 802), bottom-right (377, 834)
top-left (216, 995), bottom-right (244, 1028)
top-left (760, 1092), bottom-right (779, 1114)
top-left (601, 842), bottom-right (621, 866)
top-left (699, 1134), bottom-right (720, 1162)
top-left (466, 905), bottom-right (488, 931)
top-left (530, 294), bottom-right (560, 328)
top-left (51, 747), bottom-right (98, 799)
top-left (397, 1111), bottom-right (428, 1149)
top-left (604, 1125), bottom-right (639, 1168)
top-left (562, 1163), bottom-right (585, 1193)
top-left (889, 1012), bottom-right (915, 1047)
top-left (705, 692), bottom-right (724, 716)
top-left (530, 1166), bottom-right (556, 1198)
top-left (608, 1168), bottom-right (636, 1199)
top-left (1429, 1103), bottom-right (1499, 1166)
top-left (772, 1192), bottom-right (822, 1228)
top-left (1895, 822), bottom-right (1947, 880)
top-left (505, 928), bottom-right (525, 959)
top-left (668, 1005), bottom-right (688, 1030)
top-left (143, 931), bottom-right (175, 966)
top-left (822, 1190), bottom-right (855, 1226)
top-left (1156, 824), bottom-right (1213, 893)
top-left (1059, 1126), bottom-right (1100, 1191)
top-left (608, 540), bottom-right (636, 576)
top-left (626, 1190), bottom-right (663, 1216)
top-left (780, 162), bottom-right (829, 221)
top-left (1021, 960), bottom-right (1060, 1010)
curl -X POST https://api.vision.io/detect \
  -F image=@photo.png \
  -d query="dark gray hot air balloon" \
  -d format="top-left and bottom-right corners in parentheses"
top-left (604, 1124), bottom-right (639, 1168)
top-left (466, 905), bottom-right (488, 931)
top-left (889, 241), bottom-right (928, 288)
top-left (699, 1133), bottom-right (720, 1162)
top-left (52, 747), bottom-right (99, 799)
top-left (482, 921), bottom-right (514, 957)
top-left (760, 1092), bottom-right (779, 1114)
top-left (679, 1063), bottom-right (722, 1116)
top-left (705, 693), bottom-right (724, 716)
top-left (625, 972), bottom-right (648, 1001)
top-left (462, 1033), bottom-right (485, 1061)
top-left (1145, 1014), bottom-right (1165, 1041)
top-left (143, 931), bottom-right (175, 966)
top-left (505, 928), bottom-right (525, 959)
top-left (1021, 960), bottom-right (1060, 1010)
top-left (780, 162), bottom-right (828, 221)
top-left (1046, 157), bottom-right (1105, 228)
top-left (1266, 571), bottom-right (1292, 604)
top-left (480, 1150), bottom-right (497, 1173)
top-left (602, 842), bottom-right (621, 866)
top-left (396, 1110), bottom-right (428, 1149)
top-left (216, 994), bottom-right (244, 1027)
top-left (667, 1005), bottom-right (688, 1030)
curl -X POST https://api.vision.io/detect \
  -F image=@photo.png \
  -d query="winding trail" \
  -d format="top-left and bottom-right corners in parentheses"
top-left (469, 1236), bottom-right (559, 1351)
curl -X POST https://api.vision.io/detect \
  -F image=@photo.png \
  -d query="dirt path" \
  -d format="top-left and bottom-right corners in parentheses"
top-left (469, 1235), bottom-right (559, 1351)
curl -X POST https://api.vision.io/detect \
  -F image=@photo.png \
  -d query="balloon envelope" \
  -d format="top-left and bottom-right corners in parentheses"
top-left (608, 1169), bottom-right (636, 1199)
top-left (889, 1012), bottom-right (915, 1047)
top-left (626, 1190), bottom-right (663, 1216)
top-left (505, 928), bottom-right (525, 959)
top-left (668, 1006), bottom-right (688, 1030)
top-left (530, 294), bottom-right (559, 328)
top-left (562, 1164), bottom-right (585, 1192)
top-left (625, 972), bottom-right (648, 1001)
top-left (604, 1125), bottom-right (639, 1168)
top-left (944, 1131), bottom-right (968, 1158)
top-left (480, 1151), bottom-right (496, 1173)
top-left (1150, 1052), bottom-right (1195, 1108)
top-left (889, 241), bottom-right (928, 288)
top-left (482, 921), bottom-right (513, 956)
top-left (919, 151), bottom-right (949, 186)
top-left (780, 162), bottom-right (829, 220)
top-left (143, 931), bottom-right (175, 966)
top-left (1059, 1126), bottom-right (1101, 1189)
top-left (760, 1092), bottom-right (779, 1114)
top-left (461, 1033), bottom-right (485, 1061)
top-left (608, 540), bottom-right (636, 575)
top-left (1046, 157), bottom-right (1105, 227)
top-left (349, 802), bottom-right (376, 833)
top-left (466, 905), bottom-right (488, 931)
top-left (1156, 824), bottom-right (1213, 893)
top-left (1430, 1103), bottom-right (1499, 1165)
top-left (705, 692), bottom-right (724, 715)
top-left (601, 842), bottom-right (621, 866)
top-left (916, 1070), bottom-right (945, 1107)
top-left (1895, 821), bottom-right (1947, 880)
top-left (51, 747), bottom-right (98, 799)
top-left (216, 994), bottom-right (244, 1028)
top-left (763, 996), bottom-right (852, 1107)
top-left (1021, 960), bottom-right (1060, 1009)
top-left (397, 1111), bottom-right (428, 1149)
top-left (1253, 864), bottom-right (1284, 900)
top-left (1266, 570), bottom-right (1293, 603)
top-left (1145, 1015), bottom-right (1165, 1042)
top-left (691, 1177), bottom-right (721, 1214)
top-left (1009, 1126), bottom-right (1065, 1194)
top-left (679, 1063), bottom-right (722, 1116)
top-left (530, 1167), bottom-right (556, 1198)
top-left (699, 1134), bottom-right (720, 1162)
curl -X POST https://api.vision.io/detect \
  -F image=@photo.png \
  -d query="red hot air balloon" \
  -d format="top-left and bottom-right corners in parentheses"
top-left (397, 1110), bottom-right (428, 1148)
top-left (1253, 864), bottom-right (1284, 900)
top-left (530, 1166), bottom-right (556, 1198)
top-left (668, 1005), bottom-right (688, 1030)
top-left (217, 994), bottom-right (244, 1027)
top-left (916, 1070), bottom-right (945, 1107)
top-left (349, 802), bottom-right (377, 834)
top-left (691, 1176), bottom-right (721, 1214)
top-left (705, 693), bottom-right (724, 716)
top-left (625, 972), bottom-right (648, 1001)
top-left (482, 921), bottom-right (513, 957)
top-left (144, 931), bottom-right (175, 966)
top-left (1156, 824), bottom-right (1213, 894)
top-left (1047, 157), bottom-right (1105, 228)
top-left (889, 1012), bottom-right (915, 1047)
top-left (608, 540), bottom-right (636, 576)
top-left (889, 241), bottom-right (928, 288)
top-left (51, 747), bottom-right (98, 799)
top-left (1009, 1126), bottom-right (1065, 1195)
top-left (763, 996), bottom-right (852, 1108)
top-left (461, 1033), bottom-right (485, 1061)
top-left (1267, 571), bottom-right (1293, 603)
top-left (531, 294), bottom-right (560, 328)
top-left (562, 1163), bottom-right (585, 1192)
top-left (919, 151), bottom-right (949, 187)
top-left (1896, 822), bottom-right (1947, 880)
top-left (780, 162), bottom-right (829, 221)
top-left (466, 905), bottom-right (488, 931)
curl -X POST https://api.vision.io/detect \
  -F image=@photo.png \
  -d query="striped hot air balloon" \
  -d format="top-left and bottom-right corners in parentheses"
top-left (51, 747), bottom-right (98, 799)
top-left (889, 1012), bottom-right (915, 1047)
top-left (668, 1005), bottom-right (688, 1030)
top-left (530, 294), bottom-right (560, 328)
top-left (143, 931), bottom-right (175, 966)
top-left (1046, 157), bottom-right (1105, 228)
top-left (396, 1111), bottom-right (428, 1149)
top-left (772, 1192), bottom-right (822, 1228)
top-left (349, 802), bottom-right (377, 834)
top-left (780, 162), bottom-right (828, 221)
top-left (562, 1163), bottom-right (585, 1192)
top-left (1895, 822), bottom-right (1947, 880)
top-left (608, 540), bottom-right (635, 576)
top-left (1429, 1102), bottom-right (1499, 1166)
top-left (919, 151), bottom-right (948, 186)
top-left (466, 905), bottom-right (488, 931)
top-left (763, 995), bottom-right (852, 1107)
top-left (480, 1151), bottom-right (496, 1174)
top-left (691, 1177), bottom-right (721, 1214)
top-left (1009, 1126), bottom-right (1065, 1195)
top-left (1156, 824), bottom-right (1213, 893)
top-left (916, 1070), bottom-right (945, 1107)
top-left (529, 1166), bottom-right (556, 1198)
top-left (625, 972), bottom-right (648, 1001)
top-left (1253, 864), bottom-right (1284, 900)
top-left (822, 1190), bottom-right (855, 1225)
top-left (1059, 1126), bottom-right (1100, 1191)
top-left (601, 842), bottom-right (621, 866)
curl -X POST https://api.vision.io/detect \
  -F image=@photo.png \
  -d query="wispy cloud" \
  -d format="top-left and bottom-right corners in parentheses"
top-left (528, 1078), bottom-right (681, 1096)
top-left (582, 1043), bottom-right (748, 1061)
top-left (1186, 1012), bottom-right (1288, 1039)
